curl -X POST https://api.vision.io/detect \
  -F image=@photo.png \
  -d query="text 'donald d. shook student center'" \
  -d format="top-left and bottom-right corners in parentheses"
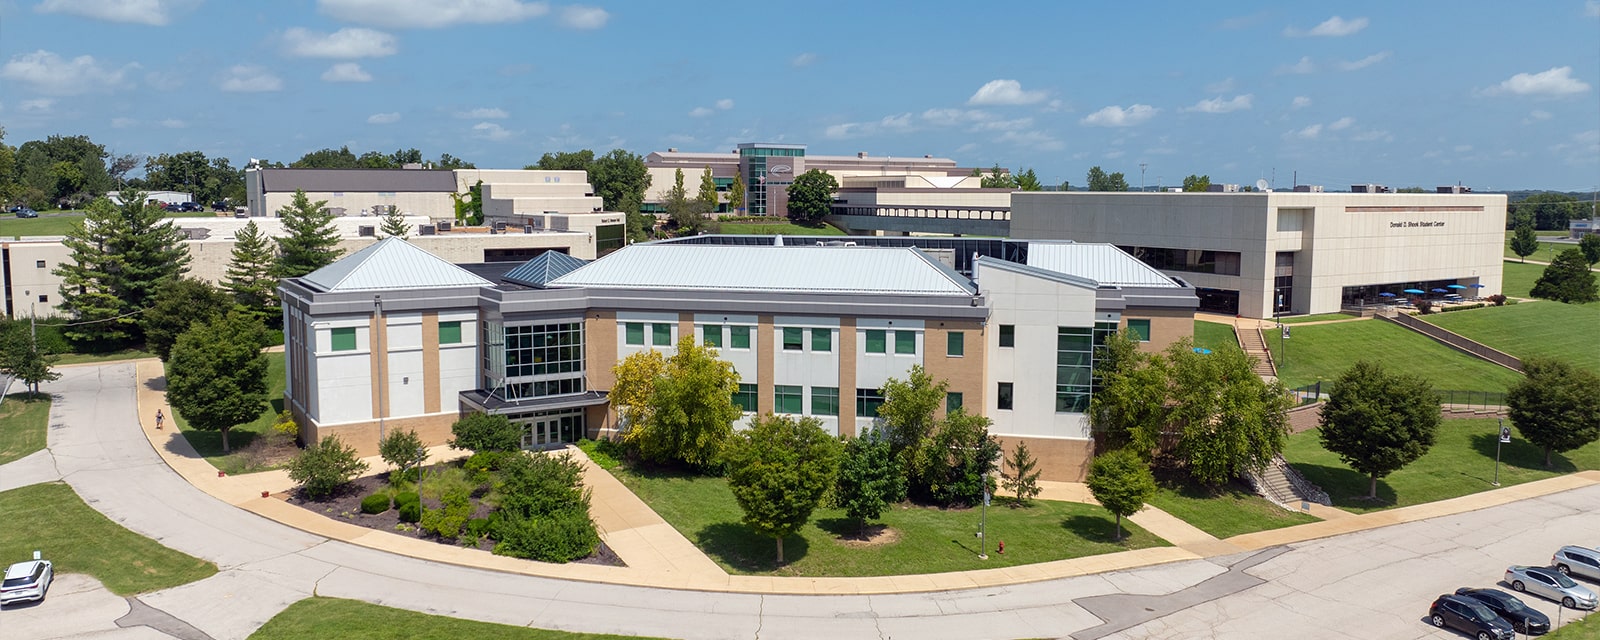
top-left (279, 235), bottom-right (1196, 481)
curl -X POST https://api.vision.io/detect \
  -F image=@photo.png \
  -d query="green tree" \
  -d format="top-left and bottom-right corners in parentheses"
top-left (876, 364), bottom-right (947, 458)
top-left (165, 312), bottom-right (269, 453)
top-left (916, 409), bottom-right (1001, 506)
top-left (288, 435), bottom-right (369, 499)
top-left (357, 150), bottom-right (397, 169)
top-left (434, 153), bottom-right (474, 170)
top-left (291, 146), bottom-right (360, 169)
top-left (449, 412), bottom-right (522, 453)
top-left (1512, 193), bottom-right (1579, 230)
top-left (1317, 361), bottom-right (1441, 499)
top-left (274, 190), bottom-right (344, 279)
top-left (1086, 448), bottom-right (1156, 541)
top-left (1181, 174), bottom-right (1212, 192)
top-left (722, 414), bottom-right (843, 564)
top-left (1001, 441), bottom-right (1042, 506)
top-left (664, 168), bottom-right (700, 234)
top-left (1014, 168), bottom-right (1043, 191)
top-left (378, 428), bottom-right (427, 481)
top-left (1508, 358), bottom-right (1600, 468)
top-left (1580, 234), bottom-right (1600, 265)
top-left (0, 323), bottom-right (60, 395)
top-left (492, 452), bottom-right (599, 562)
top-left (1530, 248), bottom-right (1599, 304)
top-left (1164, 340), bottom-right (1291, 486)
top-left (728, 170), bottom-right (746, 212)
top-left (533, 150), bottom-right (596, 171)
top-left (14, 134), bottom-right (112, 208)
top-left (695, 166), bottom-right (719, 215)
top-left (142, 278), bottom-right (234, 361)
top-left (379, 205), bottom-right (410, 238)
top-left (451, 180), bottom-right (485, 226)
top-left (226, 220), bottom-right (278, 319)
top-left (589, 150), bottom-right (653, 241)
top-left (1509, 225), bottom-right (1541, 263)
top-left (611, 336), bottom-right (741, 468)
top-left (1086, 166), bottom-right (1129, 192)
top-left (785, 169), bottom-right (838, 225)
top-left (979, 164), bottom-right (1018, 189)
top-left (55, 191), bottom-right (192, 348)
top-left (1088, 329), bottom-right (1170, 452)
top-left (834, 428), bottom-right (906, 536)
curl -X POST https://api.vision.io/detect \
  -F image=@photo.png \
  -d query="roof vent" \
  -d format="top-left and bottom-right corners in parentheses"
top-left (667, 148), bottom-right (678, 153)
top-left (437, 221), bottom-right (452, 232)
top-left (419, 225), bottom-right (436, 236)
top-left (358, 226), bottom-right (374, 237)
top-left (857, 151), bottom-right (868, 158)
top-left (1436, 185), bottom-right (1473, 194)
top-left (1293, 185), bottom-right (1324, 192)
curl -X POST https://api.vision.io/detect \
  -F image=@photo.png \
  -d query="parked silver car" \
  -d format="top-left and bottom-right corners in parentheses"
top-left (1552, 546), bottom-right (1600, 582)
top-left (1505, 565), bottom-right (1599, 610)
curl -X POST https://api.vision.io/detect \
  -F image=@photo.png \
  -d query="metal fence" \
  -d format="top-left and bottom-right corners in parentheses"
top-left (1285, 382), bottom-right (1507, 409)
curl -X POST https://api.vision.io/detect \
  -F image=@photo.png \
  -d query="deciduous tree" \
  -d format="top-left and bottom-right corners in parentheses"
top-left (449, 411), bottom-right (522, 453)
top-left (610, 337), bottom-right (741, 468)
top-left (1530, 248), bottom-right (1599, 303)
top-left (0, 322), bottom-right (60, 395)
top-left (915, 409), bottom-right (1001, 506)
top-left (588, 149), bottom-right (653, 240)
top-left (1317, 360), bottom-right (1441, 499)
top-left (1086, 448), bottom-right (1156, 541)
top-left (1508, 358), bottom-right (1600, 468)
top-left (785, 169), bottom-right (838, 225)
top-left (1181, 174), bottom-right (1212, 192)
top-left (728, 170), bottom-right (746, 212)
top-left (288, 435), bottom-right (369, 498)
top-left (695, 166), bottom-right (719, 215)
top-left (273, 189), bottom-right (344, 279)
top-left (1579, 233), bottom-right (1600, 265)
top-left (533, 150), bottom-right (595, 171)
top-left (1086, 166), bottom-right (1129, 192)
top-left (1089, 329), bottom-right (1170, 452)
top-left (379, 428), bottom-right (427, 481)
top-left (1509, 224), bottom-right (1541, 263)
top-left (142, 278), bottom-right (233, 361)
top-left (165, 312), bottom-right (269, 453)
top-left (834, 428), bottom-right (906, 536)
top-left (722, 414), bottom-right (842, 564)
top-left (664, 168), bottom-right (701, 234)
top-left (1164, 340), bottom-right (1291, 486)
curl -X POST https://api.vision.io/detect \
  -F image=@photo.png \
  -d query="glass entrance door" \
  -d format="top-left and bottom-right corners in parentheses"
top-left (514, 409), bottom-right (586, 449)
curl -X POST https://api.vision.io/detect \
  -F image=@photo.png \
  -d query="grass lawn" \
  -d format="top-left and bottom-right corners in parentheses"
top-left (0, 392), bottom-right (51, 465)
top-left (1279, 313), bottom-right (1358, 324)
top-left (1265, 317), bottom-right (1525, 391)
top-left (0, 483), bottom-right (216, 594)
top-left (1424, 302), bottom-right (1600, 373)
top-left (1502, 260), bottom-right (1546, 299)
top-left (1283, 418), bottom-right (1600, 513)
top-left (251, 597), bottom-right (658, 640)
top-left (610, 466), bottom-right (1166, 577)
top-left (52, 348), bottom-right (156, 366)
top-left (1549, 613), bottom-right (1600, 639)
top-left (0, 213), bottom-right (85, 237)
top-left (1146, 480), bottom-right (1319, 539)
top-left (172, 351), bottom-right (288, 474)
top-left (1193, 321), bottom-right (1238, 352)
top-left (712, 221), bottom-right (846, 236)
top-left (1503, 230), bottom-right (1580, 261)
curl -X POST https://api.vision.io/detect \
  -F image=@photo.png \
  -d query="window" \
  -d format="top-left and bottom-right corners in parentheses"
top-left (702, 325), bottom-right (723, 348)
top-left (856, 388), bottom-right (885, 418)
top-left (997, 383), bottom-right (1013, 410)
top-left (946, 392), bottom-right (963, 412)
top-left (1055, 327), bottom-right (1097, 413)
top-left (503, 322), bottom-right (584, 377)
top-left (36, 294), bottom-right (47, 303)
top-left (774, 385), bottom-right (802, 414)
top-left (34, 260), bottom-right (45, 268)
top-left (782, 327), bottom-right (804, 351)
top-left (624, 322), bottom-right (644, 346)
top-left (651, 323), bottom-right (671, 346)
top-left (732, 383), bottom-right (757, 412)
top-left (947, 331), bottom-right (964, 357)
top-left (894, 330), bottom-right (916, 355)
top-left (999, 324), bottom-right (1015, 347)
top-left (865, 329), bottom-right (886, 354)
top-left (811, 386), bottom-right (839, 416)
top-left (1126, 319), bottom-right (1151, 342)
top-left (811, 328), bottom-right (832, 352)
top-left (438, 321), bottom-right (463, 345)
top-left (330, 327), bottom-right (357, 351)
top-left (730, 325), bottom-right (751, 349)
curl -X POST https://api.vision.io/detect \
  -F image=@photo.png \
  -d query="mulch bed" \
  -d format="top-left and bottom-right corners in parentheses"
top-left (282, 466), bottom-right (624, 566)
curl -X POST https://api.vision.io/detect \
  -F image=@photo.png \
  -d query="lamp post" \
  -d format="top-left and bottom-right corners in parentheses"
top-left (1493, 419), bottom-right (1510, 486)
top-left (978, 471), bottom-right (991, 560)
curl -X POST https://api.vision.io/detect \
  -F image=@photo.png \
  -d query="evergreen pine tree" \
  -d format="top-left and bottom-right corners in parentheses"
top-left (226, 220), bottom-right (278, 317)
top-left (380, 205), bottom-right (411, 238)
top-left (274, 189), bottom-right (343, 278)
top-left (54, 191), bottom-right (190, 348)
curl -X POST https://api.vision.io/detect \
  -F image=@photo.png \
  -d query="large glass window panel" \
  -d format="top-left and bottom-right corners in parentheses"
top-left (702, 324), bottom-right (723, 348)
top-left (732, 383), bottom-right (757, 412)
top-left (651, 323), bottom-right (671, 346)
top-left (895, 330), bottom-right (916, 355)
top-left (811, 328), bottom-right (832, 352)
top-left (783, 327), bottom-right (803, 351)
top-left (330, 327), bottom-right (356, 351)
top-left (624, 322), bottom-right (644, 346)
top-left (811, 386), bottom-right (839, 416)
top-left (730, 325), bottom-right (751, 349)
top-left (774, 385), bottom-right (802, 414)
top-left (865, 329), bottom-right (886, 354)
top-left (947, 331), bottom-right (964, 357)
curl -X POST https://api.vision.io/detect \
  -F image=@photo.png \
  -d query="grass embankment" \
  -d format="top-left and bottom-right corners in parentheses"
top-left (1146, 481), bottom-right (1320, 539)
top-left (172, 351), bottom-right (288, 474)
top-left (1548, 613), bottom-right (1600, 639)
top-left (0, 483), bottom-right (216, 594)
top-left (609, 466), bottom-right (1166, 577)
top-left (712, 221), bottom-right (846, 236)
top-left (1264, 318), bottom-right (1524, 391)
top-left (0, 392), bottom-right (51, 465)
top-left (1423, 302), bottom-right (1600, 373)
top-left (251, 597), bottom-right (658, 640)
top-left (1501, 260), bottom-right (1545, 299)
top-left (1503, 229), bottom-right (1580, 261)
top-left (1193, 321), bottom-right (1238, 352)
top-left (1278, 313), bottom-right (1358, 324)
top-left (1284, 418), bottom-right (1600, 514)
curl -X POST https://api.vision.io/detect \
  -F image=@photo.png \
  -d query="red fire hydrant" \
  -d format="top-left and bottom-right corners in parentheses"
top-left (997, 540), bottom-right (1005, 554)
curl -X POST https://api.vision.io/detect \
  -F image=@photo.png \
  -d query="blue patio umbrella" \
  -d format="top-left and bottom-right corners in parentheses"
top-left (1192, 347), bottom-right (1212, 354)
top-left (1468, 283), bottom-right (1486, 289)
top-left (1447, 284), bottom-right (1467, 290)
top-left (1403, 288), bottom-right (1426, 294)
top-left (1431, 288), bottom-right (1449, 293)
top-left (1379, 292), bottom-right (1397, 297)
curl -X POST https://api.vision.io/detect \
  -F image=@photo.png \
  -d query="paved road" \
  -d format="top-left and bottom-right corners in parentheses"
top-left (11, 363), bottom-right (1599, 639)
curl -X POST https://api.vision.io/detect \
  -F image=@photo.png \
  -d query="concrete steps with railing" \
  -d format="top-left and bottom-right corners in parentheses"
top-left (1248, 454), bottom-right (1331, 510)
top-left (1234, 324), bottom-right (1278, 377)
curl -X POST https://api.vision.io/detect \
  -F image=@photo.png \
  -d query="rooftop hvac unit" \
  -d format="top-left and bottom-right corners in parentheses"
top-left (419, 225), bottom-right (436, 236)
top-left (522, 224), bottom-right (532, 234)
top-left (358, 226), bottom-right (375, 237)
top-left (437, 221), bottom-right (452, 232)
top-left (1204, 184), bottom-right (1241, 192)
top-left (1351, 184), bottom-right (1392, 193)
top-left (1437, 185), bottom-right (1473, 194)
top-left (493, 221), bottom-right (507, 232)
top-left (1293, 185), bottom-right (1325, 192)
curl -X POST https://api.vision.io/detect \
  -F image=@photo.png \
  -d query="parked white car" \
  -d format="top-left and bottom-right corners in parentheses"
top-left (0, 553), bottom-right (53, 605)
top-left (1553, 546), bottom-right (1600, 582)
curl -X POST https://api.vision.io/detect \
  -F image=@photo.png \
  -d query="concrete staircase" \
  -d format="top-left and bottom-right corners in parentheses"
top-left (1249, 455), bottom-right (1331, 509)
top-left (1234, 324), bottom-right (1278, 377)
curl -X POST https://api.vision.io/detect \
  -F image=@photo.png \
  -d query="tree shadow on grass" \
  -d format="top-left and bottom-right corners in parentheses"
top-left (1286, 462), bottom-right (1397, 509)
top-left (1468, 433), bottom-right (1576, 474)
top-left (815, 516), bottom-right (868, 539)
top-left (694, 522), bottom-right (809, 573)
top-left (1062, 514), bottom-right (1125, 544)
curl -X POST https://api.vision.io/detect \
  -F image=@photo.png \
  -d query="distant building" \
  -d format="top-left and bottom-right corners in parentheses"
top-left (108, 191), bottom-right (192, 206)
top-left (244, 167), bottom-right (607, 222)
top-left (1571, 217), bottom-right (1598, 239)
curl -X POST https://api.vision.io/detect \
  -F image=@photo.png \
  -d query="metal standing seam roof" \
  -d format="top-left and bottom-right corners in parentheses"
top-left (1025, 242), bottom-right (1183, 288)
top-left (301, 237), bottom-right (493, 292)
top-left (256, 168), bottom-right (458, 193)
top-left (546, 244), bottom-right (976, 295)
top-left (501, 251), bottom-right (590, 288)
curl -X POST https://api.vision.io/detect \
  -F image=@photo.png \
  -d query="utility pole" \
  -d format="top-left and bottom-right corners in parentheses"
top-left (1139, 163), bottom-right (1148, 193)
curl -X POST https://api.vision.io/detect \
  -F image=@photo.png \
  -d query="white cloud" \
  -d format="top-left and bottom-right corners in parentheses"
top-left (968, 79), bottom-right (1047, 106)
top-left (160, 118), bottom-right (185, 129)
top-left (715, 98), bottom-right (734, 110)
top-left (35, 0), bottom-right (196, 26)
top-left (1276, 56), bottom-right (1316, 75)
top-left (971, 117), bottom-right (1034, 132)
top-left (145, 70), bottom-right (183, 90)
top-left (996, 130), bottom-right (1063, 151)
top-left (1183, 94), bottom-right (1254, 114)
top-left (1587, 0), bottom-right (1600, 17)
top-left (1204, 77), bottom-right (1237, 94)
top-left (367, 112), bottom-right (401, 124)
top-left (111, 116), bottom-right (137, 128)
top-left (283, 27), bottom-right (397, 58)
top-left (19, 98), bottom-right (54, 114)
top-left (219, 65), bottom-right (283, 92)
top-left (1351, 129), bottom-right (1392, 143)
top-left (688, 106), bottom-right (715, 118)
top-left (1527, 109), bottom-right (1553, 123)
top-left (457, 107), bottom-right (508, 119)
top-left (0, 50), bottom-right (137, 95)
top-left (824, 113), bottom-right (915, 139)
top-left (1453, 144), bottom-right (1473, 153)
top-left (1042, 98), bottom-right (1064, 112)
top-left (1104, 150), bottom-right (1126, 159)
top-left (1285, 16), bottom-right (1369, 37)
top-left (559, 5), bottom-right (608, 29)
top-left (1081, 104), bottom-right (1158, 127)
top-left (1338, 51), bottom-right (1391, 71)
top-left (791, 52), bottom-right (817, 68)
top-left (472, 121), bottom-right (516, 141)
top-left (1291, 96), bottom-right (1312, 109)
top-left (1488, 66), bottom-right (1591, 96)
top-left (1328, 116), bottom-right (1355, 131)
top-left (921, 108), bottom-right (988, 127)
top-left (321, 62), bottom-right (372, 82)
top-left (1286, 124), bottom-right (1323, 140)
top-left (317, 0), bottom-right (549, 28)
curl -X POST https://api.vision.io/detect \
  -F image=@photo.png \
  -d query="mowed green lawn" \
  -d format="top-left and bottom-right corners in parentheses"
top-left (1424, 302), bottom-right (1600, 373)
top-left (252, 598), bottom-right (658, 640)
top-left (1146, 481), bottom-right (1319, 539)
top-left (1193, 321), bottom-right (1239, 352)
top-left (1279, 313), bottom-right (1358, 324)
top-left (1501, 260), bottom-right (1545, 299)
top-left (1265, 318), bottom-right (1524, 391)
top-left (712, 221), bottom-right (846, 236)
top-left (610, 466), bottom-right (1166, 577)
top-left (0, 483), bottom-right (216, 594)
top-left (0, 211), bottom-right (222, 238)
top-left (0, 393), bottom-right (51, 465)
top-left (171, 351), bottom-right (287, 474)
top-left (1284, 418), bottom-right (1600, 513)
top-left (1503, 229), bottom-right (1580, 261)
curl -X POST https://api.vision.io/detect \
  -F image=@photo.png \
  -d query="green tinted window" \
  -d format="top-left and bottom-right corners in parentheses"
top-left (774, 385), bottom-right (802, 414)
top-left (624, 322), bottom-right (644, 346)
top-left (946, 392), bottom-right (963, 412)
top-left (947, 331), bottom-right (964, 357)
top-left (895, 330), bottom-right (916, 354)
top-left (1127, 319), bottom-right (1152, 342)
top-left (652, 323), bottom-right (671, 346)
top-left (865, 329), bottom-right (886, 354)
top-left (702, 325), bottom-right (723, 348)
top-left (811, 328), bottom-right (832, 352)
top-left (438, 321), bottom-right (462, 345)
top-left (999, 324), bottom-right (1015, 347)
top-left (811, 387), bottom-right (839, 416)
top-left (730, 325), bottom-right (751, 349)
top-left (732, 383), bottom-right (757, 412)
top-left (783, 327), bottom-right (803, 350)
top-left (856, 388), bottom-right (885, 417)
top-left (330, 327), bottom-right (357, 351)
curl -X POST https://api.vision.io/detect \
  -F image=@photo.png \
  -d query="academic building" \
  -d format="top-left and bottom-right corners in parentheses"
top-left (279, 235), bottom-right (1197, 481)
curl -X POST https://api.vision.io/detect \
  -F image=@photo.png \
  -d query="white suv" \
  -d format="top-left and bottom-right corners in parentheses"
top-left (1, 553), bottom-right (53, 605)
top-left (1554, 546), bottom-right (1600, 582)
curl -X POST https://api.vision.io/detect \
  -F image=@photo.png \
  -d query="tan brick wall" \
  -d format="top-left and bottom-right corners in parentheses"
top-left (586, 310), bottom-right (618, 391)
top-left (995, 436), bottom-right (1094, 482)
top-left (1125, 306), bottom-right (1194, 354)
top-left (369, 312), bottom-right (387, 419)
top-left (422, 312), bottom-right (441, 414)
top-left (585, 404), bottom-right (617, 440)
top-left (307, 412), bottom-right (461, 458)
top-left (922, 320), bottom-right (986, 419)
top-left (837, 317), bottom-right (858, 437)
top-left (757, 315), bottom-right (775, 415)
top-left (678, 313), bottom-right (695, 349)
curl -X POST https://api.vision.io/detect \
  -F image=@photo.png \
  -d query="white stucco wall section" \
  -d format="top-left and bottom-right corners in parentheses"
top-left (694, 313), bottom-right (758, 382)
top-left (617, 311), bottom-right (680, 359)
top-left (854, 318), bottom-right (924, 392)
top-left (976, 264), bottom-right (1098, 440)
top-left (311, 314), bottom-right (376, 425)
top-left (438, 311), bottom-right (479, 413)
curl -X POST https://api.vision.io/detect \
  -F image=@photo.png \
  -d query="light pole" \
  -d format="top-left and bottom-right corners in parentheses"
top-left (1493, 419), bottom-right (1510, 486)
top-left (978, 471), bottom-right (991, 560)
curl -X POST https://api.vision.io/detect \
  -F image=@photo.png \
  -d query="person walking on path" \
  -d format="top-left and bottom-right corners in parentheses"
top-left (155, 409), bottom-right (164, 430)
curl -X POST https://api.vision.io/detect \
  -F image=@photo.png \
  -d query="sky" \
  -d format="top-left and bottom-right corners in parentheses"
top-left (1, 0), bottom-right (1597, 192)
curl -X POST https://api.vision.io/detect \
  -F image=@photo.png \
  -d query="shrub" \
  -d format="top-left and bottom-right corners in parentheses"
top-left (394, 491), bottom-right (420, 507)
top-left (397, 501), bottom-right (422, 523)
top-left (449, 412), bottom-right (522, 453)
top-left (379, 428), bottom-right (427, 480)
top-left (491, 507), bottom-right (599, 563)
top-left (287, 435), bottom-right (369, 499)
top-left (360, 493), bottom-right (392, 514)
top-left (1415, 299), bottom-right (1434, 314)
top-left (464, 450), bottom-right (514, 473)
top-left (465, 517), bottom-right (491, 540)
top-left (575, 439), bottom-right (623, 470)
top-left (419, 486), bottom-right (473, 539)
top-left (271, 410), bottom-right (299, 438)
top-left (1488, 294), bottom-right (1507, 306)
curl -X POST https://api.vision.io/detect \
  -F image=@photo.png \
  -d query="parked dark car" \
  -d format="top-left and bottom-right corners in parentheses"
top-left (12, 207), bottom-right (38, 218)
top-left (1429, 594), bottom-right (1516, 640)
top-left (163, 202), bottom-right (183, 212)
top-left (1455, 587), bottom-right (1551, 635)
top-left (177, 202), bottom-right (204, 212)
top-left (211, 200), bottom-right (229, 212)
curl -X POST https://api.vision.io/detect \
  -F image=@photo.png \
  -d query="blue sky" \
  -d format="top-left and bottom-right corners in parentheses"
top-left (2, 0), bottom-right (1597, 191)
